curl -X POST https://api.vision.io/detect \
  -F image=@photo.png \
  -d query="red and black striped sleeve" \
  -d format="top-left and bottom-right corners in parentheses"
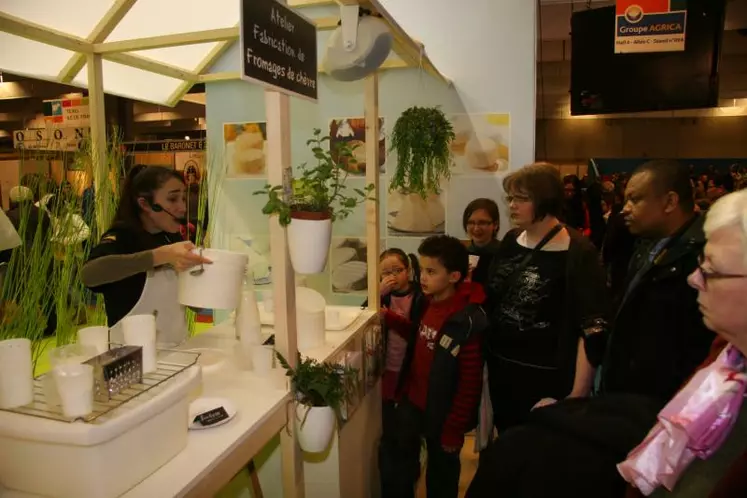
top-left (441, 331), bottom-right (484, 448)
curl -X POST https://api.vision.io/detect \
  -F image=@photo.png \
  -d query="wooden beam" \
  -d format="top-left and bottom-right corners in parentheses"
top-left (0, 11), bottom-right (92, 53)
top-left (87, 53), bottom-right (108, 236)
top-left (165, 32), bottom-right (236, 107)
top-left (94, 27), bottom-right (238, 53)
top-left (103, 52), bottom-right (199, 81)
top-left (364, 73), bottom-right (381, 310)
top-left (198, 71), bottom-right (241, 82)
top-left (97, 17), bottom-right (338, 56)
top-left (265, 89), bottom-right (304, 498)
top-left (58, 0), bottom-right (137, 82)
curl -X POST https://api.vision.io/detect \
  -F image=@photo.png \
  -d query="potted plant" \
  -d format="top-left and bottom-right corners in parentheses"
top-left (276, 351), bottom-right (358, 453)
top-left (388, 106), bottom-right (455, 234)
top-left (254, 128), bottom-right (374, 274)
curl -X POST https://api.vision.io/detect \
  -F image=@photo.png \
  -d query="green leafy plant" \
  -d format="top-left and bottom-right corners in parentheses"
top-left (276, 350), bottom-right (358, 425)
top-left (0, 133), bottom-right (125, 367)
top-left (389, 106), bottom-right (455, 197)
top-left (253, 129), bottom-right (374, 226)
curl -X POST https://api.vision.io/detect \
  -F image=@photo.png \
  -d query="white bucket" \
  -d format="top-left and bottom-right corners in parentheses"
top-left (287, 217), bottom-right (332, 274)
top-left (178, 249), bottom-right (249, 310)
top-left (0, 338), bottom-right (33, 409)
top-left (295, 287), bottom-right (326, 352)
top-left (296, 403), bottom-right (336, 453)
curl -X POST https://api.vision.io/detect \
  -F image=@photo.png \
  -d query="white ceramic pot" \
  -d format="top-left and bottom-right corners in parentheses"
top-left (287, 214), bottom-right (332, 275)
top-left (178, 249), bottom-right (249, 310)
top-left (295, 403), bottom-right (336, 453)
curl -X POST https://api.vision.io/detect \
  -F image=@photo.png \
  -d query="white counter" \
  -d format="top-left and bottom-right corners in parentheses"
top-left (1, 309), bottom-right (375, 498)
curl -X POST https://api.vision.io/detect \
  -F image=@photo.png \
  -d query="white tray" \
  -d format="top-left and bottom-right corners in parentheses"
top-left (259, 305), bottom-right (363, 331)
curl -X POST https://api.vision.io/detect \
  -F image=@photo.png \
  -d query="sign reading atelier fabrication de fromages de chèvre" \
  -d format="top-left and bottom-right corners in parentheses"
top-left (240, 0), bottom-right (318, 101)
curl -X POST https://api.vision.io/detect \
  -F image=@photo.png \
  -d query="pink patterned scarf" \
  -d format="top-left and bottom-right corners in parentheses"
top-left (618, 345), bottom-right (747, 495)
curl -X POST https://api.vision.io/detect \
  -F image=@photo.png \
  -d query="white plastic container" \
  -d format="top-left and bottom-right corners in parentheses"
top-left (77, 326), bottom-right (109, 355)
top-left (236, 289), bottom-right (262, 344)
top-left (178, 249), bottom-right (249, 309)
top-left (122, 314), bottom-right (157, 373)
top-left (0, 365), bottom-right (200, 498)
top-left (0, 338), bottom-right (33, 409)
top-left (251, 345), bottom-right (274, 376)
top-left (53, 363), bottom-right (94, 418)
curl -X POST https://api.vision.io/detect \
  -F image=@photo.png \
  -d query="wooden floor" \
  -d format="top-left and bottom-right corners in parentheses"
top-left (416, 435), bottom-right (479, 498)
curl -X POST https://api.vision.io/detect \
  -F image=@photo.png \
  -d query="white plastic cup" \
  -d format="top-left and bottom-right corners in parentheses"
top-left (43, 343), bottom-right (97, 407)
top-left (469, 255), bottom-right (480, 270)
top-left (77, 326), bottom-right (109, 355)
top-left (251, 345), bottom-right (274, 377)
top-left (53, 363), bottom-right (94, 418)
top-left (0, 338), bottom-right (33, 409)
top-left (121, 314), bottom-right (157, 373)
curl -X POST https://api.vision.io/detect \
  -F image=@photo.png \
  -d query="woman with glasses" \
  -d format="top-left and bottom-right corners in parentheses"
top-left (483, 163), bottom-right (609, 433)
top-left (462, 198), bottom-right (501, 286)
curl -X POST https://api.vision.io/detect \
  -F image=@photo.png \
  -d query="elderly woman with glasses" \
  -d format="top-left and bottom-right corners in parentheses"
top-left (619, 189), bottom-right (747, 498)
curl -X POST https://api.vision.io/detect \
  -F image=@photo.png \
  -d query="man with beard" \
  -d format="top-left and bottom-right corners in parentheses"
top-left (599, 159), bottom-right (714, 402)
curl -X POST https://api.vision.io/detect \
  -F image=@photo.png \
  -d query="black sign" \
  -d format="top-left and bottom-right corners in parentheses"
top-left (193, 406), bottom-right (230, 427)
top-left (240, 0), bottom-right (318, 101)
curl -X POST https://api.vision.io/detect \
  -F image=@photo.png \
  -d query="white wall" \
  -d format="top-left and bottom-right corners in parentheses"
top-left (379, 0), bottom-right (537, 170)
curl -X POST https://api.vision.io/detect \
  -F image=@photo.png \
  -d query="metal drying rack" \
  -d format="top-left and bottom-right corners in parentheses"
top-left (0, 349), bottom-right (200, 425)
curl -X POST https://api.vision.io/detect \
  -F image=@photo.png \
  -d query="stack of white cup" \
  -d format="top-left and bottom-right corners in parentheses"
top-left (121, 314), bottom-right (157, 373)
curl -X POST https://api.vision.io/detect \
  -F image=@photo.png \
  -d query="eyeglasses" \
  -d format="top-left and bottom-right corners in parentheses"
top-left (506, 194), bottom-right (531, 204)
top-left (381, 267), bottom-right (406, 278)
top-left (695, 253), bottom-right (747, 289)
top-left (466, 220), bottom-right (494, 228)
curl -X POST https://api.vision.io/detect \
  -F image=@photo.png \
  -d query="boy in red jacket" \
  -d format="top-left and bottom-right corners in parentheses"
top-left (381, 235), bottom-right (487, 498)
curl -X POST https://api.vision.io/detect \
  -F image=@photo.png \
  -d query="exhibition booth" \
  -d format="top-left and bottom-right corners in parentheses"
top-left (0, 0), bottom-right (514, 497)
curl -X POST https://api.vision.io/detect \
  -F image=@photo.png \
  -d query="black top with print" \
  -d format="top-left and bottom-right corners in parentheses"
top-left (487, 235), bottom-right (568, 368)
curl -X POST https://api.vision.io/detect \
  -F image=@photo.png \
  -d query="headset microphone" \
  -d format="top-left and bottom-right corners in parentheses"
top-left (149, 200), bottom-right (187, 224)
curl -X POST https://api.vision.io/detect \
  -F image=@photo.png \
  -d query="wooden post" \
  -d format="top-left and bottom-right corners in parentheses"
top-left (86, 53), bottom-right (108, 236)
top-left (365, 73), bottom-right (381, 310)
top-left (264, 89), bottom-right (304, 498)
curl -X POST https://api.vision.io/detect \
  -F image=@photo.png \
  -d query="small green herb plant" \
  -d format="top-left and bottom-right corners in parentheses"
top-left (276, 351), bottom-right (359, 425)
top-left (389, 106), bottom-right (455, 198)
top-left (253, 129), bottom-right (374, 226)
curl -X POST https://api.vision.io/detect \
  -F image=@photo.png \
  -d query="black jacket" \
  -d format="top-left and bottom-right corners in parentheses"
top-left (467, 394), bottom-right (662, 498)
top-left (394, 286), bottom-right (488, 440)
top-left (601, 214), bottom-right (714, 402)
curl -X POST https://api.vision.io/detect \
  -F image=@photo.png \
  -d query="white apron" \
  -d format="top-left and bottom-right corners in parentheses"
top-left (109, 266), bottom-right (188, 348)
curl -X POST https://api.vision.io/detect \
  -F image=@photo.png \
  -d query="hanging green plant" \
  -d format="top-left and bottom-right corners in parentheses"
top-left (389, 106), bottom-right (455, 198)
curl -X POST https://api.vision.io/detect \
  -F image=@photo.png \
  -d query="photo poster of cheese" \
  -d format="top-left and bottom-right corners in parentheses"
top-left (450, 113), bottom-right (510, 174)
top-left (387, 190), bottom-right (446, 237)
top-left (328, 117), bottom-right (386, 176)
top-left (223, 122), bottom-right (267, 177)
top-left (330, 237), bottom-right (384, 295)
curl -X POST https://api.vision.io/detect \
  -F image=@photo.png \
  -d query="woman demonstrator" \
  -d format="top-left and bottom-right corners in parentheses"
top-left (81, 165), bottom-right (210, 345)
